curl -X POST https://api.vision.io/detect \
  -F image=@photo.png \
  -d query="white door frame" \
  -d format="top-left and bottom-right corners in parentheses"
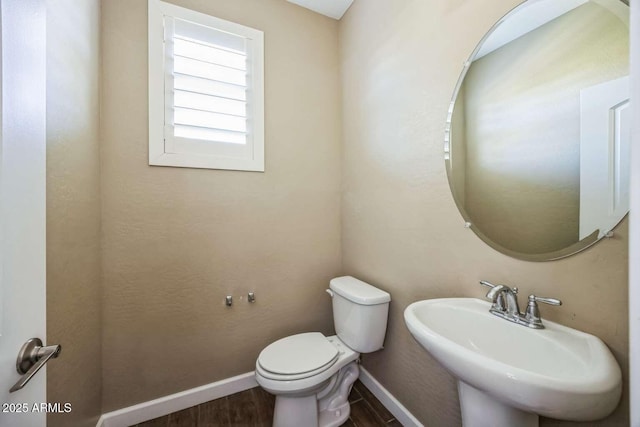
top-left (629, 0), bottom-right (640, 424)
top-left (0, 0), bottom-right (47, 425)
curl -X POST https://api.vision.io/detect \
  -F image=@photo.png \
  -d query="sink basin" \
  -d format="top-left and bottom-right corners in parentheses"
top-left (404, 298), bottom-right (621, 425)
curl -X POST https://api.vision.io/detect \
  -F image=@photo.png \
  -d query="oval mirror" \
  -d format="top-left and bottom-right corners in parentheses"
top-left (446, 0), bottom-right (630, 261)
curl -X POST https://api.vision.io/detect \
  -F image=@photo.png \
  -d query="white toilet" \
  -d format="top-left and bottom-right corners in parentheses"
top-left (255, 276), bottom-right (391, 427)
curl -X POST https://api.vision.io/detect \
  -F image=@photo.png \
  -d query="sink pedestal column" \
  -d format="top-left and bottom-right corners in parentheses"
top-left (458, 381), bottom-right (538, 427)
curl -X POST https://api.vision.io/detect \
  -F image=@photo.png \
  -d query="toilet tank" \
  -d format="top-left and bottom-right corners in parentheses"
top-left (329, 276), bottom-right (391, 353)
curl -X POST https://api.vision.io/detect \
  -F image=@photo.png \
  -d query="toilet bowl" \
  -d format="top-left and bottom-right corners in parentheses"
top-left (255, 276), bottom-right (391, 427)
top-left (256, 333), bottom-right (360, 427)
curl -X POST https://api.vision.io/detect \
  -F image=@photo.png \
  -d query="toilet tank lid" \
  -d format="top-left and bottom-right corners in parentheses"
top-left (329, 276), bottom-right (391, 305)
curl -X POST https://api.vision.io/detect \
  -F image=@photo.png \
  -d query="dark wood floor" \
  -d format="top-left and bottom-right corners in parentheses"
top-left (133, 380), bottom-right (401, 427)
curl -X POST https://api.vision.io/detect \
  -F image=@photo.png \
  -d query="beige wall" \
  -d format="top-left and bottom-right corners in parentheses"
top-left (339, 0), bottom-right (628, 425)
top-left (46, 0), bottom-right (103, 425)
top-left (460, 2), bottom-right (628, 255)
top-left (100, 0), bottom-right (342, 411)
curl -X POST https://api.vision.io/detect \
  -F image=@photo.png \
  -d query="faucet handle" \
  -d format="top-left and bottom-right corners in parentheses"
top-left (528, 295), bottom-right (562, 306)
top-left (480, 280), bottom-right (518, 294)
top-left (479, 280), bottom-right (497, 289)
top-left (525, 294), bottom-right (562, 329)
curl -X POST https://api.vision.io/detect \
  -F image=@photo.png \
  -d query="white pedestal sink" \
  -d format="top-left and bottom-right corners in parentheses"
top-left (404, 298), bottom-right (622, 426)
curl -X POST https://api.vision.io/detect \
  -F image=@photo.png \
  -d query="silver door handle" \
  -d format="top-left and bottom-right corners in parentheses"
top-left (9, 338), bottom-right (61, 393)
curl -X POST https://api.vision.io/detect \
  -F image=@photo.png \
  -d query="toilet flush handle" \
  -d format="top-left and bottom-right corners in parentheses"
top-left (326, 289), bottom-right (334, 298)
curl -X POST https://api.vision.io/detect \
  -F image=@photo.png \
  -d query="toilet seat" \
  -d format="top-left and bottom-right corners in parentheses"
top-left (258, 332), bottom-right (339, 381)
top-left (255, 334), bottom-right (359, 397)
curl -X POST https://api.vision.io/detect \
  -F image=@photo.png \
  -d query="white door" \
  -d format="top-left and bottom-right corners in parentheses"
top-left (579, 76), bottom-right (631, 239)
top-left (0, 1), bottom-right (48, 426)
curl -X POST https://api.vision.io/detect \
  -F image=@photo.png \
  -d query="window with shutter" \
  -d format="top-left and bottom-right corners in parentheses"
top-left (149, 0), bottom-right (264, 171)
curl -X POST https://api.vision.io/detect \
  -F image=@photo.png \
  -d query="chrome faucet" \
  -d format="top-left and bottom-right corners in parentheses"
top-left (483, 283), bottom-right (520, 317)
top-left (479, 280), bottom-right (561, 329)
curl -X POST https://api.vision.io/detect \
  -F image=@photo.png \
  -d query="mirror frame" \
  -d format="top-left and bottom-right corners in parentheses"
top-left (445, 0), bottom-right (630, 262)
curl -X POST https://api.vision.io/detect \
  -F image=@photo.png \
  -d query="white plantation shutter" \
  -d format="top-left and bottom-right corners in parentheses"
top-left (148, 0), bottom-right (264, 171)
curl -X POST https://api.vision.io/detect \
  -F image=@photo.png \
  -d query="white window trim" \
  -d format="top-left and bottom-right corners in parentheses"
top-left (148, 0), bottom-right (265, 171)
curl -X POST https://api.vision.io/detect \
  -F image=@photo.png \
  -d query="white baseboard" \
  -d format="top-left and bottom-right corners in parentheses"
top-left (96, 372), bottom-right (258, 427)
top-left (95, 367), bottom-right (421, 427)
top-left (359, 367), bottom-right (423, 427)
